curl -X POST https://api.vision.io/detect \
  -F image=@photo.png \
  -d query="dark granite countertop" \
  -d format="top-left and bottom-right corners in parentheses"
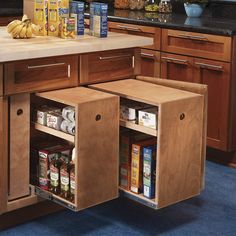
top-left (85, 8), bottom-right (236, 36)
top-left (0, 8), bottom-right (23, 17)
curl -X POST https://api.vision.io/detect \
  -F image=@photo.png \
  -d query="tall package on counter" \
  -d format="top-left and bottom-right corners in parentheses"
top-left (34, 0), bottom-right (48, 36)
top-left (90, 2), bottom-right (108, 37)
top-left (143, 145), bottom-right (157, 199)
top-left (69, 1), bottom-right (85, 35)
top-left (48, 0), bottom-right (69, 36)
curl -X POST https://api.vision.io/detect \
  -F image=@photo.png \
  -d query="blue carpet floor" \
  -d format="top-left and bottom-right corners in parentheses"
top-left (1, 161), bottom-right (236, 236)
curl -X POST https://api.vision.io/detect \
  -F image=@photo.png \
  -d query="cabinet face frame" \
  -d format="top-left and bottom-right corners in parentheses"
top-left (193, 58), bottom-right (230, 151)
top-left (0, 97), bottom-right (8, 214)
top-left (0, 65), bottom-right (3, 96)
top-left (161, 29), bottom-right (232, 62)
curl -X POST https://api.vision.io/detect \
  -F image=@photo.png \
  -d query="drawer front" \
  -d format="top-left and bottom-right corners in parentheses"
top-left (0, 64), bottom-right (3, 97)
top-left (141, 49), bottom-right (160, 77)
top-left (80, 49), bottom-right (136, 84)
top-left (4, 55), bottom-right (78, 95)
top-left (162, 29), bottom-right (231, 62)
top-left (109, 21), bottom-right (161, 50)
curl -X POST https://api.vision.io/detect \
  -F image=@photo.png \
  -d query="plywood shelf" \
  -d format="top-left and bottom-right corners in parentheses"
top-left (120, 119), bottom-right (157, 137)
top-left (33, 123), bottom-right (75, 143)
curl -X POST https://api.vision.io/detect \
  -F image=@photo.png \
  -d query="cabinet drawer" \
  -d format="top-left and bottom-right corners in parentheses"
top-left (4, 55), bottom-right (78, 95)
top-left (109, 21), bottom-right (161, 50)
top-left (80, 49), bottom-right (136, 84)
top-left (31, 87), bottom-right (119, 211)
top-left (0, 64), bottom-right (3, 97)
top-left (162, 29), bottom-right (231, 62)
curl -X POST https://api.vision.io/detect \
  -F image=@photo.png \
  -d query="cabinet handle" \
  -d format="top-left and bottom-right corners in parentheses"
top-left (178, 34), bottom-right (207, 41)
top-left (161, 56), bottom-right (188, 65)
top-left (141, 52), bottom-right (155, 58)
top-left (117, 24), bottom-right (142, 32)
top-left (27, 62), bottom-right (66, 69)
top-left (99, 54), bottom-right (132, 60)
top-left (195, 62), bottom-right (223, 71)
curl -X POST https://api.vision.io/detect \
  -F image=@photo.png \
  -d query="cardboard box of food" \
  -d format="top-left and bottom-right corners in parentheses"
top-left (138, 107), bottom-right (158, 129)
top-left (69, 1), bottom-right (84, 35)
top-left (34, 0), bottom-right (48, 36)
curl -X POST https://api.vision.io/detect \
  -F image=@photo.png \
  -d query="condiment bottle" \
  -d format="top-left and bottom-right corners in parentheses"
top-left (158, 0), bottom-right (172, 13)
top-left (70, 148), bottom-right (76, 203)
top-left (129, 0), bottom-right (145, 10)
top-left (114, 0), bottom-right (129, 9)
top-left (145, 0), bottom-right (159, 12)
top-left (60, 154), bottom-right (71, 200)
top-left (49, 153), bottom-right (61, 195)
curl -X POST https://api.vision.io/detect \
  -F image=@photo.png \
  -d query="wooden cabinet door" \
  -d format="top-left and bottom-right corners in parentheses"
top-left (161, 53), bottom-right (196, 83)
top-left (140, 49), bottom-right (160, 78)
top-left (0, 97), bottom-right (8, 214)
top-left (194, 59), bottom-right (230, 150)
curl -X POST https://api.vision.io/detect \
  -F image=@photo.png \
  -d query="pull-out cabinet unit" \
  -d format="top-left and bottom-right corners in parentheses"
top-left (90, 78), bottom-right (205, 209)
top-left (31, 87), bottom-right (119, 211)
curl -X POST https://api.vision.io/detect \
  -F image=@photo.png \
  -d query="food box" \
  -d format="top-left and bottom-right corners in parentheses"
top-left (143, 145), bottom-right (157, 199)
top-left (138, 107), bottom-right (158, 129)
top-left (90, 2), bottom-right (108, 38)
top-left (48, 0), bottom-right (69, 36)
top-left (38, 145), bottom-right (71, 190)
top-left (61, 17), bottom-right (75, 39)
top-left (34, 0), bottom-right (48, 36)
top-left (47, 112), bottom-right (63, 130)
top-left (37, 106), bottom-right (61, 126)
top-left (120, 99), bottom-right (151, 124)
top-left (130, 138), bottom-right (156, 194)
top-left (69, 1), bottom-right (84, 35)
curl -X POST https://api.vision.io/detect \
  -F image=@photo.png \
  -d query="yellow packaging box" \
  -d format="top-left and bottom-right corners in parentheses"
top-left (48, 0), bottom-right (69, 37)
top-left (34, 0), bottom-right (48, 36)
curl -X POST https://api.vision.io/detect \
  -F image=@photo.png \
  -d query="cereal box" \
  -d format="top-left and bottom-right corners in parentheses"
top-left (48, 0), bottom-right (69, 36)
top-left (138, 107), bottom-right (158, 130)
top-left (131, 138), bottom-right (156, 194)
top-left (143, 145), bottom-right (157, 199)
top-left (69, 1), bottom-right (85, 35)
top-left (34, 0), bottom-right (48, 36)
top-left (61, 17), bottom-right (75, 39)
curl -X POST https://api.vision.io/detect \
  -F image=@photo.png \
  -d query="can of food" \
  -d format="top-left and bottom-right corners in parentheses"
top-left (61, 17), bottom-right (75, 39)
top-left (47, 112), bottom-right (63, 130)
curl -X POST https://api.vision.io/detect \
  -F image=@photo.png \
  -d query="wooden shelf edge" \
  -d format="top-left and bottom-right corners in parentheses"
top-left (33, 122), bottom-right (75, 143)
top-left (119, 187), bottom-right (158, 209)
top-left (120, 119), bottom-right (157, 137)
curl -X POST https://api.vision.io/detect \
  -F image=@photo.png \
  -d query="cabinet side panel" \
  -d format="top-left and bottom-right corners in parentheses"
top-left (9, 94), bottom-right (30, 201)
top-left (0, 64), bottom-right (3, 97)
top-left (157, 96), bottom-right (203, 208)
top-left (0, 97), bottom-right (8, 214)
top-left (77, 96), bottom-right (119, 210)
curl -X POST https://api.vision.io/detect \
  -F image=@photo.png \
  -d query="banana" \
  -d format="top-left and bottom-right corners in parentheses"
top-left (22, 14), bottom-right (29, 22)
top-left (11, 23), bottom-right (24, 39)
top-left (7, 20), bottom-right (21, 33)
top-left (31, 24), bottom-right (40, 36)
top-left (26, 23), bottom-right (33, 38)
top-left (19, 24), bottom-right (28, 38)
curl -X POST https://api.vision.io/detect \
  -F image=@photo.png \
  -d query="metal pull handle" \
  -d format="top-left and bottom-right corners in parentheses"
top-left (178, 34), bottom-right (207, 41)
top-left (99, 54), bottom-right (132, 60)
top-left (195, 62), bottom-right (223, 71)
top-left (117, 24), bottom-right (142, 32)
top-left (141, 52), bottom-right (155, 58)
top-left (161, 56), bottom-right (188, 65)
top-left (28, 62), bottom-right (71, 77)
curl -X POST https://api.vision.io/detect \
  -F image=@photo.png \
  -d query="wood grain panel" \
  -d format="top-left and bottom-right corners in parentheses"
top-left (9, 94), bottom-right (30, 201)
top-left (157, 96), bottom-right (203, 208)
top-left (0, 97), bottom-right (8, 214)
top-left (4, 55), bottom-right (78, 95)
top-left (0, 64), bottom-right (3, 97)
top-left (0, 16), bottom-right (21, 26)
top-left (108, 21), bottom-right (161, 50)
top-left (136, 76), bottom-right (207, 190)
top-left (23, 0), bottom-right (34, 21)
top-left (141, 49), bottom-right (160, 78)
top-left (162, 29), bottom-right (231, 62)
top-left (76, 96), bottom-right (119, 210)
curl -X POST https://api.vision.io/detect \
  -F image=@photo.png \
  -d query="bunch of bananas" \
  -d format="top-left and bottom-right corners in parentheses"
top-left (7, 15), bottom-right (40, 39)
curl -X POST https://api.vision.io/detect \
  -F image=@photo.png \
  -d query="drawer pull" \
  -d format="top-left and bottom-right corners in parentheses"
top-left (96, 114), bottom-right (102, 121)
top-left (117, 25), bottom-right (142, 32)
top-left (178, 34), bottom-right (207, 41)
top-left (17, 109), bottom-right (23, 116)
top-left (141, 52), bottom-right (155, 58)
top-left (161, 56), bottom-right (188, 64)
top-left (27, 62), bottom-right (66, 69)
top-left (195, 62), bottom-right (223, 71)
top-left (99, 55), bottom-right (132, 60)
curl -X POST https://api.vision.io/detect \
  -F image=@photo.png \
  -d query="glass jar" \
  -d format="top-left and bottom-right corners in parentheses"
top-left (158, 0), bottom-right (172, 13)
top-left (114, 0), bottom-right (130, 9)
top-left (145, 0), bottom-right (159, 12)
top-left (129, 0), bottom-right (145, 10)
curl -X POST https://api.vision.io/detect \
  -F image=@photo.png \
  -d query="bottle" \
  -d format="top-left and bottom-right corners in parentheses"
top-left (158, 0), bottom-right (172, 13)
top-left (114, 0), bottom-right (130, 9)
top-left (145, 0), bottom-right (159, 12)
top-left (49, 153), bottom-right (61, 195)
top-left (70, 148), bottom-right (76, 203)
top-left (129, 0), bottom-right (145, 10)
top-left (60, 154), bottom-right (71, 200)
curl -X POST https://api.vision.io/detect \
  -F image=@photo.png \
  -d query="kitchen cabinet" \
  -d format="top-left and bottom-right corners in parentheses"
top-left (141, 49), bottom-right (160, 78)
top-left (0, 16), bottom-right (21, 26)
top-left (90, 78), bottom-right (206, 209)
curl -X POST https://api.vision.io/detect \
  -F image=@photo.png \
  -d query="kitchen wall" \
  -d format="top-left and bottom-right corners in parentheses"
top-left (0, 0), bottom-right (23, 8)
